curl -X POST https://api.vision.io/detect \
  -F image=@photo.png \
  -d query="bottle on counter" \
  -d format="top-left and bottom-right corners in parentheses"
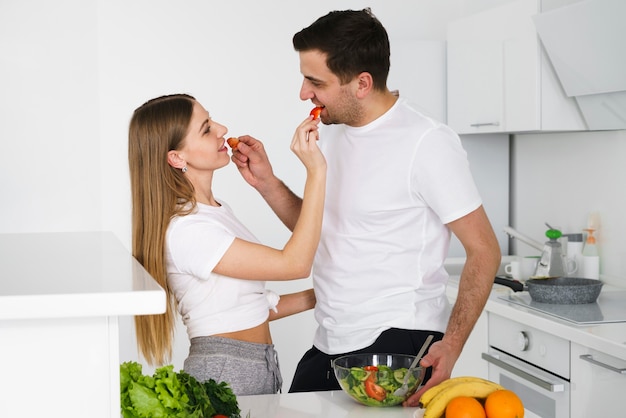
top-left (564, 233), bottom-right (584, 277)
top-left (582, 228), bottom-right (599, 280)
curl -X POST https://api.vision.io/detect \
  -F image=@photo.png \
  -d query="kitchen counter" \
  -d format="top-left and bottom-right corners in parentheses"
top-left (237, 390), bottom-right (529, 418)
top-left (238, 390), bottom-right (421, 418)
top-left (0, 231), bottom-right (164, 319)
top-left (447, 275), bottom-right (626, 361)
top-left (0, 231), bottom-right (165, 418)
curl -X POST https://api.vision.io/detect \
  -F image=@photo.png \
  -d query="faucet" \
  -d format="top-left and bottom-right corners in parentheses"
top-left (503, 226), bottom-right (544, 252)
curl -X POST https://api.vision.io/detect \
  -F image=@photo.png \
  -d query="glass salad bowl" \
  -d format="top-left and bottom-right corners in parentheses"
top-left (332, 353), bottom-right (424, 407)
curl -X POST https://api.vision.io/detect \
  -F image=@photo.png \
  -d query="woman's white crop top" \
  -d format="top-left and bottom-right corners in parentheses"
top-left (166, 201), bottom-right (279, 339)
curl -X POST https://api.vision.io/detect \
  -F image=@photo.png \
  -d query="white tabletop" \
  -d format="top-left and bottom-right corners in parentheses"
top-left (237, 391), bottom-right (421, 418)
top-left (0, 231), bottom-right (165, 320)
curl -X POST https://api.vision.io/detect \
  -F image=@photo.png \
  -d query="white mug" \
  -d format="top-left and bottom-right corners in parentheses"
top-left (505, 261), bottom-right (522, 280)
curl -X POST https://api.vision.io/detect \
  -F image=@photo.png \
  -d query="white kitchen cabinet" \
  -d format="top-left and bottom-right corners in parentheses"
top-left (570, 342), bottom-right (626, 416)
top-left (447, 0), bottom-right (587, 134)
top-left (0, 232), bottom-right (165, 418)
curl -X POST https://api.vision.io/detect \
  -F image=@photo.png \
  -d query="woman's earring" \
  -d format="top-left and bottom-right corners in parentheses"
top-left (181, 166), bottom-right (188, 173)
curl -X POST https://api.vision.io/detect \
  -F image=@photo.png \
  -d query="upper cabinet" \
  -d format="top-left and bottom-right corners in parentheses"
top-left (446, 0), bottom-right (587, 134)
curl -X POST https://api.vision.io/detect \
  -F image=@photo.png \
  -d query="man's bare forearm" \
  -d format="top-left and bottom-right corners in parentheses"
top-left (257, 176), bottom-right (303, 232)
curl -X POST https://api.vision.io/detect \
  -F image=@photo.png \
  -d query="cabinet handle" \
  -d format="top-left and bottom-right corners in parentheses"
top-left (469, 122), bottom-right (500, 127)
top-left (579, 354), bottom-right (626, 375)
top-left (481, 352), bottom-right (565, 392)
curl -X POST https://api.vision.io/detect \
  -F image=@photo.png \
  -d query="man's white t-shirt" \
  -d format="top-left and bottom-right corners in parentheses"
top-left (313, 97), bottom-right (482, 354)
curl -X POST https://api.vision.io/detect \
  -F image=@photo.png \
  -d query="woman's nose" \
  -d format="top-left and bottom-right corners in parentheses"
top-left (216, 122), bottom-right (228, 136)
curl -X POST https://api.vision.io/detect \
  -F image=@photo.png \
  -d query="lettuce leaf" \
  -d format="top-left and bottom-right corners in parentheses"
top-left (120, 361), bottom-right (240, 418)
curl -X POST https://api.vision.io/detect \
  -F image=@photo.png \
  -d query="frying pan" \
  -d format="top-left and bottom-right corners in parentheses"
top-left (495, 276), bottom-right (603, 304)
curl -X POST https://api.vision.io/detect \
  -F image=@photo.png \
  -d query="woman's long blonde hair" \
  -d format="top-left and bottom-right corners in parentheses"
top-left (128, 94), bottom-right (197, 365)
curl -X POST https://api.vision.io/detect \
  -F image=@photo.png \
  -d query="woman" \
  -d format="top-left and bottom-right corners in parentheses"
top-left (128, 93), bottom-right (325, 395)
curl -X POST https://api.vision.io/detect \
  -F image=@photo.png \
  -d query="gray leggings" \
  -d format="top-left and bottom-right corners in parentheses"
top-left (184, 336), bottom-right (282, 396)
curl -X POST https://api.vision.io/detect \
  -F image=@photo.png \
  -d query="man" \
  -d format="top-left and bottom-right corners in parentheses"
top-left (231, 8), bottom-right (501, 407)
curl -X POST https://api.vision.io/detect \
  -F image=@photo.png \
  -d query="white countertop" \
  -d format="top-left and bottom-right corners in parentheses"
top-left (448, 276), bottom-right (626, 360)
top-left (238, 391), bottom-right (421, 418)
top-left (0, 231), bottom-right (165, 319)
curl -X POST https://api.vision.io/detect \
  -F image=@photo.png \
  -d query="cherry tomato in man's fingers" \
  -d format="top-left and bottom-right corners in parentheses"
top-left (227, 137), bottom-right (239, 150)
top-left (310, 106), bottom-right (323, 119)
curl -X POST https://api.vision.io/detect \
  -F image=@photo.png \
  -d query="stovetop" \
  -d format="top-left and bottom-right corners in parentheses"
top-left (500, 290), bottom-right (626, 325)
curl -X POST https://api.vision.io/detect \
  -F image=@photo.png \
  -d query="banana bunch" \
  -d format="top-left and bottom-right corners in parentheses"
top-left (420, 376), bottom-right (504, 418)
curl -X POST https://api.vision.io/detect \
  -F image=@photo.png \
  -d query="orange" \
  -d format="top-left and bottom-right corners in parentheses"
top-left (445, 396), bottom-right (486, 418)
top-left (484, 389), bottom-right (525, 418)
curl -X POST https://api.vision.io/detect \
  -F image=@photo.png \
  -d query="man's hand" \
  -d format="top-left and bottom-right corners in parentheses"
top-left (403, 340), bottom-right (456, 407)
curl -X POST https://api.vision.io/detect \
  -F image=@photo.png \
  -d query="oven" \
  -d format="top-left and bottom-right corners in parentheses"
top-left (482, 313), bottom-right (570, 418)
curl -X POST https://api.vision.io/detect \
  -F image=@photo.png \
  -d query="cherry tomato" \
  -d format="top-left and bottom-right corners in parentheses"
top-left (364, 375), bottom-right (387, 401)
top-left (226, 137), bottom-right (239, 150)
top-left (363, 365), bottom-right (379, 372)
top-left (310, 106), bottom-right (323, 119)
top-left (213, 415), bottom-right (229, 418)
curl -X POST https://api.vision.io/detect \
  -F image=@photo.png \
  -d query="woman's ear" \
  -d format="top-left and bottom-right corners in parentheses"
top-left (167, 150), bottom-right (186, 170)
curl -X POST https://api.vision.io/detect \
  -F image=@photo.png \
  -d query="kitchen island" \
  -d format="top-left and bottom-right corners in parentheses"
top-left (0, 231), bottom-right (165, 418)
top-left (238, 390), bottom-right (421, 418)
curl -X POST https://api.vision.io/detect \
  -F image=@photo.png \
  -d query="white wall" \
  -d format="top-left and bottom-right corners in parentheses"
top-left (511, 130), bottom-right (626, 288)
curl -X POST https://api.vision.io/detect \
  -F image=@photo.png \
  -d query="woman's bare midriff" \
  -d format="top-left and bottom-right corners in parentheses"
top-left (213, 320), bottom-right (272, 345)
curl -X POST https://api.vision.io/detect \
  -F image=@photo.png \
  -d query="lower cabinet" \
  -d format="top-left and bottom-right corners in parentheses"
top-left (570, 343), bottom-right (626, 416)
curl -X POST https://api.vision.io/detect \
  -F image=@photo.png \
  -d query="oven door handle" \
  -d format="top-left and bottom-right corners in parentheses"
top-left (481, 352), bottom-right (565, 392)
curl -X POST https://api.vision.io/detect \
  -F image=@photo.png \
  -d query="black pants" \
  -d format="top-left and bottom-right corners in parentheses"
top-left (289, 328), bottom-right (443, 393)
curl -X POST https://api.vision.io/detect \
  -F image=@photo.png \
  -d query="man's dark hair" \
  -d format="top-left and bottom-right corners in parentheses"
top-left (293, 8), bottom-right (390, 91)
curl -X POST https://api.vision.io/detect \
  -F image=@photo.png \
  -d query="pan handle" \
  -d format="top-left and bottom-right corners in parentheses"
top-left (494, 276), bottom-right (525, 292)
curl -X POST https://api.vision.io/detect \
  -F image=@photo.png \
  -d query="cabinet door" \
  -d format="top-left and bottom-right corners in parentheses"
top-left (571, 343), bottom-right (626, 416)
top-left (447, 0), bottom-right (541, 134)
top-left (447, 39), bottom-right (503, 133)
top-left (447, 0), bottom-right (586, 134)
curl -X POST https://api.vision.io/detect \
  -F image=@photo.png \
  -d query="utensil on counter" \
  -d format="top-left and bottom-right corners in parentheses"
top-left (504, 225), bottom-right (579, 278)
top-left (534, 228), bottom-right (578, 278)
top-left (393, 334), bottom-right (434, 397)
top-left (495, 275), bottom-right (603, 304)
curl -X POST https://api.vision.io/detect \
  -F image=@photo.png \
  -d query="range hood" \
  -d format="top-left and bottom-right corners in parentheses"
top-left (532, 0), bottom-right (626, 130)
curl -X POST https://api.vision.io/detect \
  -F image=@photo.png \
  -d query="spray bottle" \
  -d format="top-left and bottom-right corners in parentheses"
top-left (581, 212), bottom-right (600, 279)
